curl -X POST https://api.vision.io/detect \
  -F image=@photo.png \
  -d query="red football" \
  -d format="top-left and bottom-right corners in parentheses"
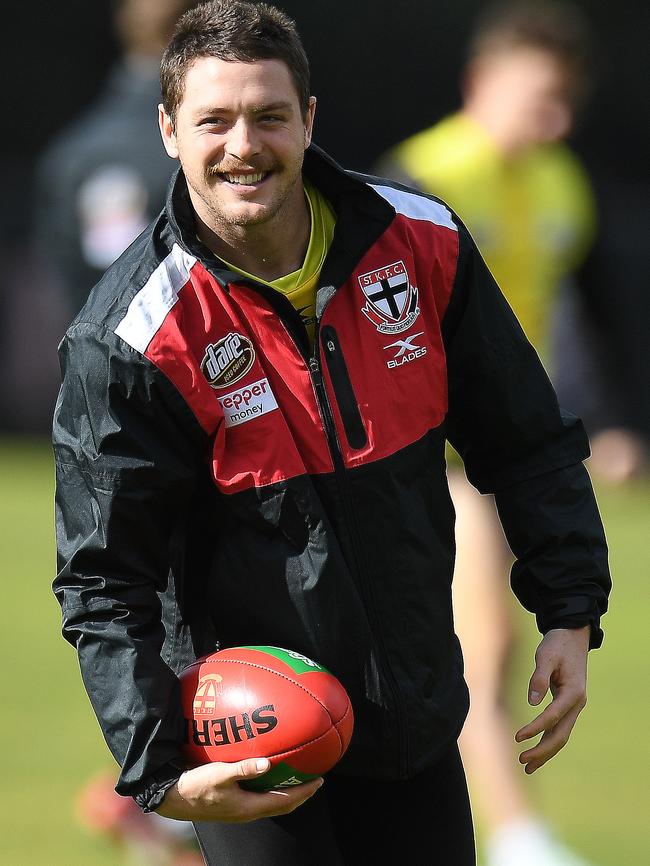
top-left (178, 645), bottom-right (354, 790)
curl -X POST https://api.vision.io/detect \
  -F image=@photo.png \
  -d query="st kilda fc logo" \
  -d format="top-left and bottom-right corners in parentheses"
top-left (358, 260), bottom-right (420, 334)
top-left (201, 332), bottom-right (255, 389)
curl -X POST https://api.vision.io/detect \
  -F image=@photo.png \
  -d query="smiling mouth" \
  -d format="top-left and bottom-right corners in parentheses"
top-left (219, 171), bottom-right (270, 186)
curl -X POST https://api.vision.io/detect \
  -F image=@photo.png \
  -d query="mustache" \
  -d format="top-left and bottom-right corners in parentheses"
top-left (207, 163), bottom-right (275, 177)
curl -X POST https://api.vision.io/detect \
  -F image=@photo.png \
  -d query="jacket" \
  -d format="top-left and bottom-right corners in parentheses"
top-left (53, 145), bottom-right (610, 810)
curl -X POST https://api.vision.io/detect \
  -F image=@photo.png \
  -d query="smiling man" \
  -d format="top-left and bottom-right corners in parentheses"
top-left (53, 2), bottom-right (610, 865)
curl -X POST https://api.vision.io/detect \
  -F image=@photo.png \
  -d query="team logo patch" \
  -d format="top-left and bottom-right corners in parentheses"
top-left (383, 331), bottom-right (428, 369)
top-left (202, 332), bottom-right (255, 389)
top-left (358, 260), bottom-right (420, 334)
top-left (218, 378), bottom-right (279, 427)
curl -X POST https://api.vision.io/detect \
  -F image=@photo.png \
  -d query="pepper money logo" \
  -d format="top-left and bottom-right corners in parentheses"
top-left (358, 260), bottom-right (420, 334)
top-left (201, 332), bottom-right (255, 389)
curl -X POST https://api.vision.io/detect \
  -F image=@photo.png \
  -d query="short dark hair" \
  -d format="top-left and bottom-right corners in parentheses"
top-left (160, 0), bottom-right (310, 124)
top-left (468, 1), bottom-right (593, 100)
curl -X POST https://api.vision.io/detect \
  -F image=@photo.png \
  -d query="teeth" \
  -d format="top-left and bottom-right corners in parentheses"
top-left (224, 172), bottom-right (266, 185)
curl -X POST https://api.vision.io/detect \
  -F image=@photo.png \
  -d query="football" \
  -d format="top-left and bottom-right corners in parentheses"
top-left (178, 645), bottom-right (354, 790)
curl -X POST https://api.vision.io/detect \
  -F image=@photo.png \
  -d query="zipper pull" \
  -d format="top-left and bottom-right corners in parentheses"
top-left (309, 356), bottom-right (325, 390)
top-left (326, 339), bottom-right (336, 354)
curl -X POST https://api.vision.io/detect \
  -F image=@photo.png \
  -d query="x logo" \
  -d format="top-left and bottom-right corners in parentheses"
top-left (383, 332), bottom-right (424, 357)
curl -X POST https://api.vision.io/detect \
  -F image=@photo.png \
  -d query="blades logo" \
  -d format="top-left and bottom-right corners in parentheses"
top-left (383, 332), bottom-right (427, 369)
top-left (359, 260), bottom-right (420, 334)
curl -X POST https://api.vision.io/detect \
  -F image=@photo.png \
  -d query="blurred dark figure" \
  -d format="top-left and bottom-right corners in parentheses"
top-left (552, 179), bottom-right (650, 483)
top-left (35, 2), bottom-right (204, 861)
top-left (34, 0), bottom-right (195, 318)
top-left (378, 4), bottom-right (611, 866)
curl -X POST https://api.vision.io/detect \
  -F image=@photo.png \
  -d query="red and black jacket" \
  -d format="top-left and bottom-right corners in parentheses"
top-left (53, 145), bottom-right (610, 809)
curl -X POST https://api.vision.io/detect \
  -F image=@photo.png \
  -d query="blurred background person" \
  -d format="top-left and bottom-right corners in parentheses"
top-left (377, 0), bottom-right (647, 485)
top-left (34, 2), bottom-right (204, 863)
top-left (33, 0), bottom-right (196, 319)
top-left (550, 199), bottom-right (649, 483)
top-left (378, 3), bottom-right (619, 865)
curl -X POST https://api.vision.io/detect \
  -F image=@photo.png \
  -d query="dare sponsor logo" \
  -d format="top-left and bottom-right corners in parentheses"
top-left (358, 260), bottom-right (420, 334)
top-left (218, 377), bottom-right (279, 427)
top-left (202, 332), bottom-right (255, 388)
top-left (183, 704), bottom-right (279, 748)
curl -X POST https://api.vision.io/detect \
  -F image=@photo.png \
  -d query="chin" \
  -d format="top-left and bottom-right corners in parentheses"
top-left (220, 205), bottom-right (276, 228)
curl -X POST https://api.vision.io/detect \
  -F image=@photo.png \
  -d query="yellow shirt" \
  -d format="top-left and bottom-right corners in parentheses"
top-left (386, 112), bottom-right (596, 351)
top-left (218, 179), bottom-right (336, 345)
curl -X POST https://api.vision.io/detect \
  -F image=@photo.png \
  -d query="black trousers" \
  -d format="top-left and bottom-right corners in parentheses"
top-left (193, 744), bottom-right (476, 865)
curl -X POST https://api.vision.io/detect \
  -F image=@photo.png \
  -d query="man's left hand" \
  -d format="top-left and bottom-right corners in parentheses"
top-left (515, 625), bottom-right (590, 774)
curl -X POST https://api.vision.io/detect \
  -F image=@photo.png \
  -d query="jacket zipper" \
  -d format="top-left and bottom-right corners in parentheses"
top-left (320, 325), bottom-right (367, 450)
top-left (309, 320), bottom-right (410, 777)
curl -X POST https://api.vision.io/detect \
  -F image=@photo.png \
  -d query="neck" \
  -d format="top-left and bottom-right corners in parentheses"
top-left (194, 183), bottom-right (311, 282)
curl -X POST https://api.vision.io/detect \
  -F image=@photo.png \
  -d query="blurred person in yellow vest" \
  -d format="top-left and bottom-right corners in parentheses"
top-left (378, 3), bottom-right (608, 865)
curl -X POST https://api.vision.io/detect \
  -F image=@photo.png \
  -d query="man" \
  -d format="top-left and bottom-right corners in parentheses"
top-left (377, 4), bottom-right (610, 865)
top-left (53, 2), bottom-right (610, 864)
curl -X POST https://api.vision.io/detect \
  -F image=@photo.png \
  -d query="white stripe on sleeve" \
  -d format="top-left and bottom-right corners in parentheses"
top-left (115, 243), bottom-right (197, 353)
top-left (370, 184), bottom-right (457, 232)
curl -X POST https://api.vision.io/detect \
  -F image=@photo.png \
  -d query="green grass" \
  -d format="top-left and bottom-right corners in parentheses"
top-left (503, 478), bottom-right (650, 866)
top-left (1, 439), bottom-right (648, 865)
top-left (0, 440), bottom-right (121, 865)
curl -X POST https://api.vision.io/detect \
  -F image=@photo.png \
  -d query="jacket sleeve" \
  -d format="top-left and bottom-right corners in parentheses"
top-left (53, 321), bottom-right (209, 808)
top-left (443, 221), bottom-right (611, 648)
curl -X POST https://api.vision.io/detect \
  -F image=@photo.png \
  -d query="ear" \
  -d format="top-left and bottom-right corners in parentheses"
top-left (303, 96), bottom-right (317, 149)
top-left (158, 104), bottom-right (179, 159)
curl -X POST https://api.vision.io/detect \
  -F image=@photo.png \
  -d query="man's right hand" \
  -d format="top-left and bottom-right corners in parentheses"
top-left (155, 759), bottom-right (324, 823)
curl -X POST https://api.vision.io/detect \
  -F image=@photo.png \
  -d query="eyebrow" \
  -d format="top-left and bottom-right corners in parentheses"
top-left (193, 101), bottom-right (294, 117)
top-left (252, 102), bottom-right (294, 114)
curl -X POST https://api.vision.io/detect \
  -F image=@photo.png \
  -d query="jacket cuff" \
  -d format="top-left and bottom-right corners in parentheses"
top-left (133, 761), bottom-right (186, 813)
top-left (536, 598), bottom-right (604, 649)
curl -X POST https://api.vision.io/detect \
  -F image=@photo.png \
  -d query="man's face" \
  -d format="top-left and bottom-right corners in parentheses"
top-left (468, 47), bottom-right (576, 152)
top-left (159, 57), bottom-right (315, 233)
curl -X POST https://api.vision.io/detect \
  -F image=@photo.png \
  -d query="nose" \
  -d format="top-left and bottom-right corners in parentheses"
top-left (225, 117), bottom-right (261, 163)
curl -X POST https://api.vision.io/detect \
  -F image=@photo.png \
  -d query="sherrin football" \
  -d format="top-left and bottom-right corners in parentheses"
top-left (178, 645), bottom-right (354, 790)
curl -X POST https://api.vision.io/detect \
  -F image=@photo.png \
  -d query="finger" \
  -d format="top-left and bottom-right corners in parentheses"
top-left (251, 777), bottom-right (324, 819)
top-left (229, 757), bottom-right (271, 782)
top-left (515, 698), bottom-right (569, 743)
top-left (518, 704), bottom-right (582, 773)
top-left (528, 654), bottom-right (553, 707)
top-left (515, 682), bottom-right (586, 743)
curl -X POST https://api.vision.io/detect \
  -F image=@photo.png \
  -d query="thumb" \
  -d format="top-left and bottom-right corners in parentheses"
top-left (230, 757), bottom-right (271, 781)
top-left (528, 654), bottom-right (553, 706)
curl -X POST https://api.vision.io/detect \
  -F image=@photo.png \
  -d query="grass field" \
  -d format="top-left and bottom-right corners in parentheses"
top-left (1, 438), bottom-right (648, 865)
